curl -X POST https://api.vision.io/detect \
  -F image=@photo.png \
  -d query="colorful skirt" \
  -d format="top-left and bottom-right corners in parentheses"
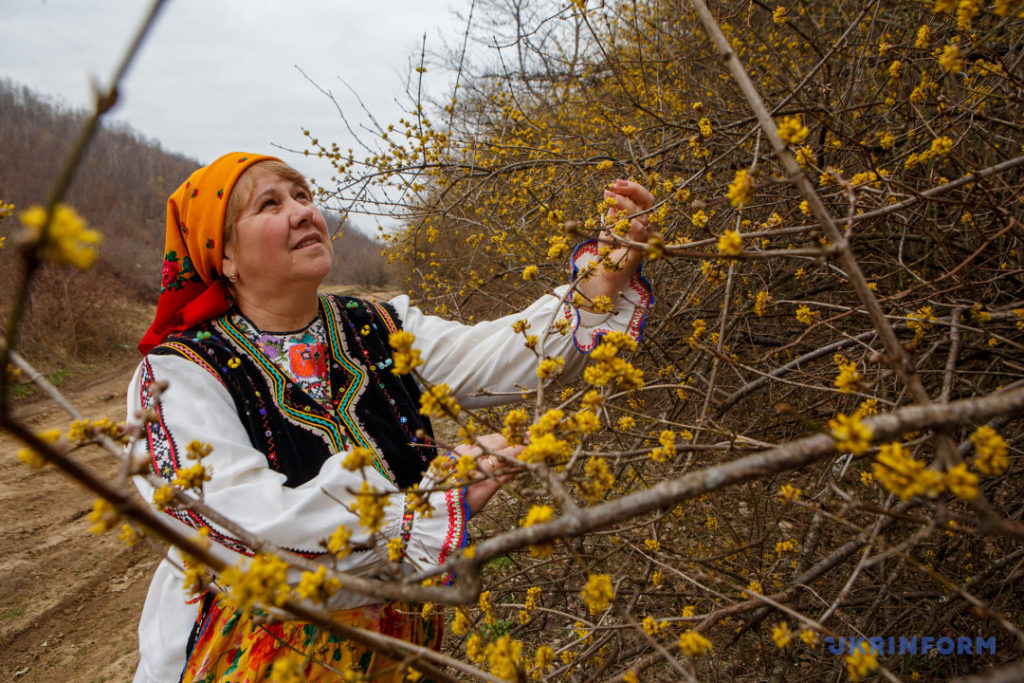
top-left (181, 595), bottom-right (442, 682)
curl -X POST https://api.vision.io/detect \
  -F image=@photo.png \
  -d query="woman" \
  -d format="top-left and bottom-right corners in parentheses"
top-left (130, 152), bottom-right (653, 682)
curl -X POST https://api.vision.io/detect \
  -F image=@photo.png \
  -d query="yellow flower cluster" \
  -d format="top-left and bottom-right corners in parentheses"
top-left (172, 463), bottom-right (211, 490)
top-left (186, 439), bottom-right (213, 460)
top-left (872, 442), bottom-right (942, 500)
top-left (649, 429), bottom-right (677, 463)
top-left (16, 428), bottom-right (61, 470)
top-left (907, 305), bottom-right (936, 344)
top-left (717, 229), bottom-right (743, 256)
top-left (772, 6), bottom-right (788, 24)
top-left (522, 264), bottom-right (538, 280)
top-left (389, 330), bottom-right (423, 375)
top-left (87, 498), bottom-right (119, 534)
top-left (537, 356), bottom-right (565, 379)
top-left (727, 169), bottom-right (754, 208)
top-left (772, 621), bottom-right (793, 648)
top-left (579, 456), bottom-right (615, 502)
top-left (296, 565), bottom-right (341, 604)
top-left (777, 484), bottom-right (802, 504)
top-left (829, 413), bottom-right (872, 454)
top-left (327, 524), bottom-right (352, 558)
top-left (342, 446), bottom-right (375, 471)
top-left (220, 553), bottom-right (290, 612)
top-left (19, 204), bottom-right (101, 269)
top-left (833, 359), bottom-right (862, 394)
top-left (776, 115), bottom-right (809, 144)
top-left (678, 630), bottom-right (713, 656)
top-left (351, 481), bottom-right (388, 533)
top-left (754, 290), bottom-right (771, 317)
top-left (486, 635), bottom-right (523, 682)
top-left (970, 425), bottom-right (1008, 475)
top-left (419, 383), bottom-right (460, 418)
top-left (583, 332), bottom-right (643, 389)
top-left (581, 573), bottom-right (614, 614)
top-left (795, 304), bottom-right (818, 326)
top-left (845, 642), bottom-right (879, 682)
top-left (938, 43), bottom-right (964, 73)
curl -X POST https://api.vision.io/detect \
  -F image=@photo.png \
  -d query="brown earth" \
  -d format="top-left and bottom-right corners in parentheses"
top-left (0, 359), bottom-right (156, 683)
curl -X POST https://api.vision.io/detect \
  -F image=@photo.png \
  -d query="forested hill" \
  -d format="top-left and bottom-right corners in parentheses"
top-left (0, 79), bottom-right (200, 292)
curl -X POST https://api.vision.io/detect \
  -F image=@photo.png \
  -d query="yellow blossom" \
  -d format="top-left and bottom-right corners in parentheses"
top-left (829, 413), bottom-right (873, 454)
top-left (795, 305), bottom-right (818, 325)
top-left (522, 264), bottom-right (538, 280)
top-left (970, 425), bottom-right (1008, 475)
top-left (678, 630), bottom-right (713, 656)
top-left (327, 524), bottom-right (352, 558)
top-left (772, 621), bottom-right (793, 648)
top-left (351, 481), bottom-right (387, 533)
top-left (938, 44), bottom-right (964, 73)
top-left (794, 146), bottom-right (816, 169)
top-left (389, 330), bottom-right (423, 375)
top-left (945, 463), bottom-right (978, 500)
top-left (845, 642), bottom-right (878, 682)
top-left (800, 629), bottom-right (818, 646)
top-left (872, 442), bottom-right (941, 500)
top-left (19, 204), bottom-right (101, 269)
top-left (152, 485), bottom-right (175, 508)
top-left (419, 383), bottom-right (460, 418)
top-left (581, 573), bottom-right (614, 614)
top-left (579, 456), bottom-right (615, 503)
top-left (717, 229), bottom-right (743, 256)
top-left (343, 446), bottom-right (375, 471)
top-left (386, 536), bottom-right (406, 562)
top-left (727, 169), bottom-right (754, 208)
top-left (296, 565), bottom-right (341, 604)
top-left (776, 115), bottom-right (808, 144)
top-left (173, 463), bottom-right (210, 490)
top-left (772, 6), bottom-right (788, 24)
top-left (451, 608), bottom-right (471, 636)
top-left (834, 361), bottom-right (862, 394)
top-left (220, 552), bottom-right (290, 612)
top-left (537, 356), bottom-right (565, 380)
top-left (465, 634), bottom-right (486, 663)
top-left (87, 498), bottom-right (119, 534)
top-left (502, 408), bottom-right (530, 445)
top-left (754, 290), bottom-right (771, 317)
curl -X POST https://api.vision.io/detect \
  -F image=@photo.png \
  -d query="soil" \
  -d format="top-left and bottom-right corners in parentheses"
top-left (0, 359), bottom-right (156, 683)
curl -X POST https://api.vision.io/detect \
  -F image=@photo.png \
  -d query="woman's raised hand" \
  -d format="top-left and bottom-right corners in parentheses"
top-left (576, 179), bottom-right (655, 304)
top-left (457, 433), bottom-right (523, 517)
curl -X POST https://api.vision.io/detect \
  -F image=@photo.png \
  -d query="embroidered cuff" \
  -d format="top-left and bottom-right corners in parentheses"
top-left (560, 240), bottom-right (654, 353)
top-left (406, 475), bottom-right (469, 583)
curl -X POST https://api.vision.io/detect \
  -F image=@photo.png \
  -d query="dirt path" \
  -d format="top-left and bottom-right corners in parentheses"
top-left (0, 360), bottom-right (158, 683)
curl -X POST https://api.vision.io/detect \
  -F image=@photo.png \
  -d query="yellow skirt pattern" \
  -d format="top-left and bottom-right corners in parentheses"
top-left (181, 595), bottom-right (442, 682)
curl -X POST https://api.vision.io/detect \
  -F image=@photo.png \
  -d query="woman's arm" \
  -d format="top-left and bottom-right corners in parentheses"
top-left (388, 245), bottom-right (652, 409)
top-left (130, 354), bottom-right (467, 574)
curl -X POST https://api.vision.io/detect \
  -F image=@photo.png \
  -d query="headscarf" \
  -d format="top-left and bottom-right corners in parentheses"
top-left (138, 152), bottom-right (279, 354)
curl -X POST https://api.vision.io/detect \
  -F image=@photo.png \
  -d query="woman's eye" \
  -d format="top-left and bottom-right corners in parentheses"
top-left (259, 198), bottom-right (276, 211)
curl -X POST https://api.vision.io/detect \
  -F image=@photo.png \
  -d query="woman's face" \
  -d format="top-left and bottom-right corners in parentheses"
top-left (222, 167), bottom-right (332, 298)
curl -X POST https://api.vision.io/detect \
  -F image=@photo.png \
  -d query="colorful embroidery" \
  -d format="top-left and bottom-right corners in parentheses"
top-left (161, 249), bottom-right (200, 292)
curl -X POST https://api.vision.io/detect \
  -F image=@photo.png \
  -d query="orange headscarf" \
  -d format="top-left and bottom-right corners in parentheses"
top-left (138, 152), bottom-right (279, 354)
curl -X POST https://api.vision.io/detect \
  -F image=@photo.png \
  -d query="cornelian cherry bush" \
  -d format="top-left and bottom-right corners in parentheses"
top-left (3, 0), bottom-right (1023, 681)
top-left (302, 0), bottom-right (1024, 680)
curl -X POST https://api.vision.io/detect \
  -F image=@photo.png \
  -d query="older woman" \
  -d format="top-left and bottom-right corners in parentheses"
top-left (130, 152), bottom-right (652, 682)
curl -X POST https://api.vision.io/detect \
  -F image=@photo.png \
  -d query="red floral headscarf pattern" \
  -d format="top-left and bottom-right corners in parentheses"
top-left (138, 152), bottom-right (279, 354)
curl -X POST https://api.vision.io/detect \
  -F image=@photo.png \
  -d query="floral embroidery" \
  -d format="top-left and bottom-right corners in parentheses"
top-left (161, 249), bottom-right (199, 292)
top-left (234, 316), bottom-right (332, 408)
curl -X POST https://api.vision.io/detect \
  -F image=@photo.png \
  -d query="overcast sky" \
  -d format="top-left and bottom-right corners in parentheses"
top-left (1, 0), bottom-right (470, 231)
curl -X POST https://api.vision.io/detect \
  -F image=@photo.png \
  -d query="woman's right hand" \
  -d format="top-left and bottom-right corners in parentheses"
top-left (457, 433), bottom-right (522, 516)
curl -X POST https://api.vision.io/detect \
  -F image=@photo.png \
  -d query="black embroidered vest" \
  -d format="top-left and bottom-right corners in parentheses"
top-left (152, 294), bottom-right (436, 489)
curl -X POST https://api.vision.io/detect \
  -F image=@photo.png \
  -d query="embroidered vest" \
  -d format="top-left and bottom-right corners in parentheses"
top-left (152, 294), bottom-right (436, 488)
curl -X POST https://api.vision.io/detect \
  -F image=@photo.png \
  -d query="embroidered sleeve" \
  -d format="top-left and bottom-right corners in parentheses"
top-left (129, 354), bottom-right (466, 578)
top-left (387, 240), bottom-right (653, 409)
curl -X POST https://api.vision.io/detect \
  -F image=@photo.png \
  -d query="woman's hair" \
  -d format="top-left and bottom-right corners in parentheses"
top-left (223, 160), bottom-right (312, 241)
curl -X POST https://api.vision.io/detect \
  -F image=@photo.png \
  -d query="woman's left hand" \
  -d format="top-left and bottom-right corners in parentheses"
top-left (458, 433), bottom-right (522, 517)
top-left (576, 179), bottom-right (655, 304)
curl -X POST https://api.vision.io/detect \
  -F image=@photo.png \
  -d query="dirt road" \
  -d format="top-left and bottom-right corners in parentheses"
top-left (0, 360), bottom-right (158, 683)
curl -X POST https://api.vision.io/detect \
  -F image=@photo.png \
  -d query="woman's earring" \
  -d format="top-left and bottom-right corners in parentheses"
top-left (226, 271), bottom-right (239, 283)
